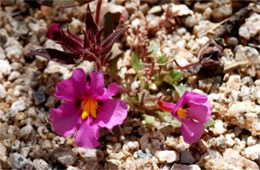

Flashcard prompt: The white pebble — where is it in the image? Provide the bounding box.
[0,84,7,99]
[0,59,11,76]
[10,100,26,116]
[156,150,179,163]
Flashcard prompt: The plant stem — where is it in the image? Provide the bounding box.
[174,60,200,70]
[95,0,102,26]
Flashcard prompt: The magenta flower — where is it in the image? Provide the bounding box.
[158,91,212,144]
[50,68,128,148]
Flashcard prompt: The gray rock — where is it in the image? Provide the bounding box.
[33,159,49,170]
[180,151,196,164]
[136,150,153,158]
[8,71,21,81]
[33,91,46,105]
[171,164,201,170]
[35,56,48,70]
[0,142,7,162]
[11,140,20,151]
[8,153,33,170]
[41,140,52,150]
[20,147,31,157]
[45,96,57,108]
[20,124,33,137]
[239,13,260,40]
[78,148,98,161]
[5,45,23,60]
[0,84,7,99]
[183,15,198,28]
[0,109,6,121]
[212,5,232,22]
[10,100,26,116]
[0,123,8,140]
[30,145,44,158]
[0,46,6,59]
[244,144,260,161]
[27,107,37,118]
[67,166,80,170]
[148,6,162,14]
[54,147,77,166]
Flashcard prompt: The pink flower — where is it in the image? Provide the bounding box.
[50,68,128,149]
[158,91,212,144]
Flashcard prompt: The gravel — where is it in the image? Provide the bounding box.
[0,0,259,169]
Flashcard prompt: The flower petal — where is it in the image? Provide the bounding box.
[75,117,100,149]
[171,91,209,117]
[181,119,205,144]
[89,72,105,96]
[188,101,211,123]
[96,82,119,101]
[95,99,127,129]
[50,102,81,137]
[55,68,87,102]
[46,24,63,42]
[183,91,208,104]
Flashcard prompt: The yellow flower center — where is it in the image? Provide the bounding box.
[177,107,188,120]
[81,98,98,120]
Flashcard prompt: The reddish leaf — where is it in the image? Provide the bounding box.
[85,5,98,34]
[47,24,84,55]
[29,48,80,64]
[100,27,128,55]
[40,0,94,8]
[95,28,104,46]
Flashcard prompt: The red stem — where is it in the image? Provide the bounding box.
[174,59,200,70]
[95,0,102,26]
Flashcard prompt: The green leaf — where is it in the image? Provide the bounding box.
[123,96,138,107]
[103,12,114,38]
[163,70,182,85]
[172,118,181,127]
[173,84,187,97]
[157,54,166,63]
[142,114,155,127]
[148,40,160,56]
[169,70,182,83]
[131,52,143,73]
[204,118,215,128]
[156,111,173,123]
[156,111,181,127]
[109,57,118,77]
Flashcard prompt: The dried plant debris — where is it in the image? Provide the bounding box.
[215,4,254,37]
[201,3,256,38]
[174,39,224,78]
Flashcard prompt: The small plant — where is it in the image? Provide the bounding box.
[28,0,213,148]
[30,5,128,71]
